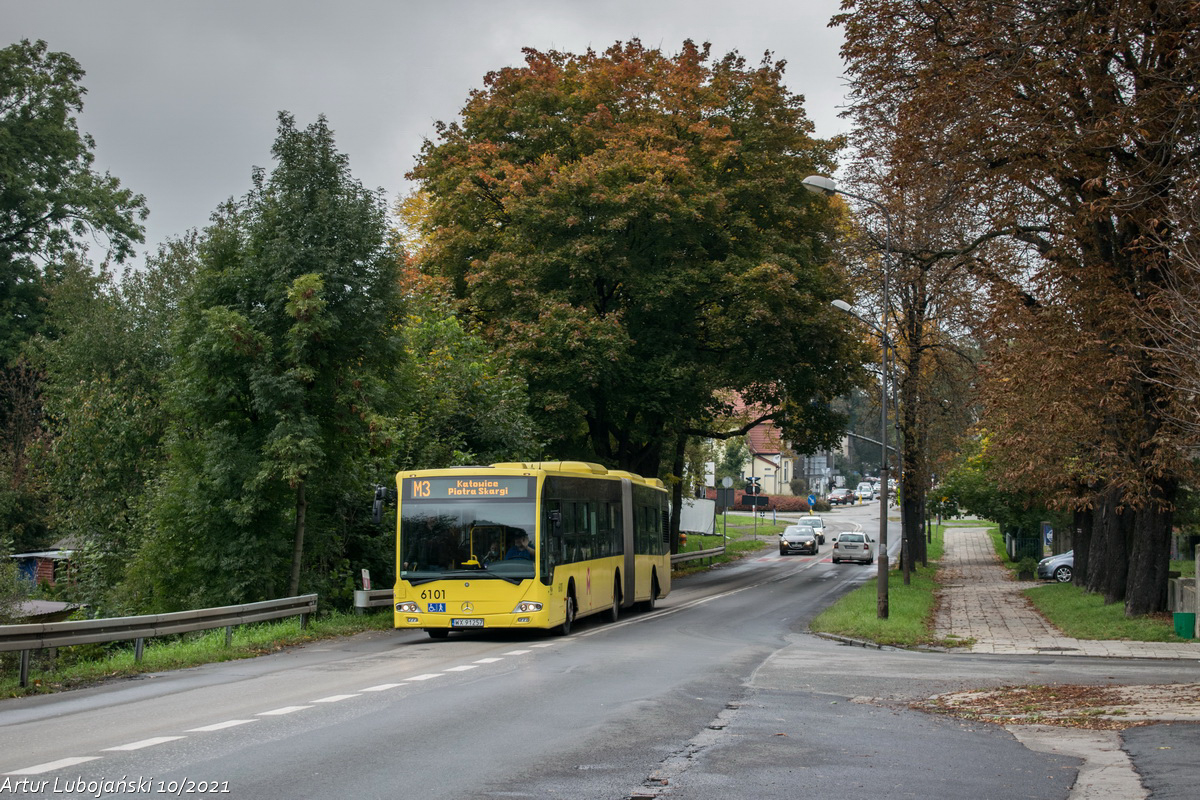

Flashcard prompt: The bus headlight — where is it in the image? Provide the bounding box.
[512,601,543,613]
[395,602,420,613]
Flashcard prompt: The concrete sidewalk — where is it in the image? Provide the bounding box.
[933,526,1200,659]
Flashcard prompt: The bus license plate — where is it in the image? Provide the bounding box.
[428,603,446,612]
[451,618,484,628]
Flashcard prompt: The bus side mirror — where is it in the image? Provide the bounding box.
[372,485,385,525]
[372,484,398,525]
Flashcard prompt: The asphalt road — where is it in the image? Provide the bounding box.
[1,506,1195,799]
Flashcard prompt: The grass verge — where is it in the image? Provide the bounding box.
[1025,583,1187,642]
[1,610,394,699]
[809,521,948,647]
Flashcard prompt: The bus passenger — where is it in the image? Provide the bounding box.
[482,540,503,564]
[505,532,535,561]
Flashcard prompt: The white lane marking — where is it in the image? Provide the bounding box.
[312,694,359,703]
[103,736,185,751]
[187,719,258,732]
[502,650,532,656]
[257,706,312,716]
[5,756,101,775]
[444,665,477,672]
[361,683,406,691]
[407,673,442,681]
[474,658,503,664]
[530,643,557,648]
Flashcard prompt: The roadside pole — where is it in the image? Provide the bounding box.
[718,479,734,556]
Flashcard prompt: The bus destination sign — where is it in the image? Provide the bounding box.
[406,476,531,500]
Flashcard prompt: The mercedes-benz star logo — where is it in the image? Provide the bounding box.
[461,602,474,613]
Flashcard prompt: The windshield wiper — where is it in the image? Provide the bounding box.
[441,568,524,585]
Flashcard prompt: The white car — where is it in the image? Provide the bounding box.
[796,515,826,544]
[832,532,875,564]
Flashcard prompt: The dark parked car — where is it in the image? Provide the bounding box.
[780,525,819,555]
[1037,551,1074,583]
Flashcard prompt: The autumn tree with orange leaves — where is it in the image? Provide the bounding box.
[838,0,1200,614]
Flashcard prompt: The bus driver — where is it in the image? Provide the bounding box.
[505,532,535,561]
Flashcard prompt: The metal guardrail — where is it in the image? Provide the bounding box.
[671,546,725,564]
[1,594,318,688]
[354,589,394,613]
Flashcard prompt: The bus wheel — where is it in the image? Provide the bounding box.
[427,629,449,640]
[605,579,620,623]
[642,574,659,612]
[556,592,576,636]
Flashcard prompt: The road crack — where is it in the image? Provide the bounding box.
[625,702,742,799]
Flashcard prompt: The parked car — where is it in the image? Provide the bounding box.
[779,525,819,556]
[796,515,826,544]
[832,532,875,564]
[1037,551,1074,583]
[827,488,854,505]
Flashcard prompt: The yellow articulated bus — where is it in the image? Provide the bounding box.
[393,461,670,638]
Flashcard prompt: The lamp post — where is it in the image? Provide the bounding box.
[804,174,893,620]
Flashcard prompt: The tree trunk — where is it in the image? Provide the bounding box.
[289,480,307,597]
[1071,506,1092,586]
[916,486,928,567]
[1086,485,1129,605]
[1124,478,1177,616]
[901,488,923,582]
[668,432,686,555]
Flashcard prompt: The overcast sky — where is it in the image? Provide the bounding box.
[4,0,849,261]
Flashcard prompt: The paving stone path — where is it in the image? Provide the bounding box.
[934,526,1200,659]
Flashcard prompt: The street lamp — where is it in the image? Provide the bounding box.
[805,174,893,620]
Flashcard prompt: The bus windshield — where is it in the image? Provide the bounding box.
[399,478,537,584]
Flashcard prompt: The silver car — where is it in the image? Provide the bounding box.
[831,532,875,564]
[796,515,826,544]
[1037,551,1074,583]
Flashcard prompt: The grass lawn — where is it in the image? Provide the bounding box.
[1025,583,1188,642]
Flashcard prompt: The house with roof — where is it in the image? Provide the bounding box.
[9,548,74,587]
[743,419,791,496]
[727,396,838,499]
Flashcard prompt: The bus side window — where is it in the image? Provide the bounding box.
[543,505,562,584]
[608,503,621,555]
[634,506,644,553]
